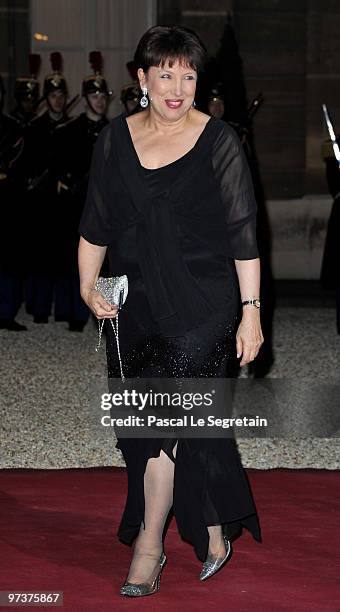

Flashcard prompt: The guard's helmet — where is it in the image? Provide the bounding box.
[82,51,112,97]
[120,83,140,106]
[207,82,225,103]
[14,54,40,102]
[43,52,68,97]
[120,60,139,107]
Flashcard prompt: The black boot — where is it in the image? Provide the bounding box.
[68,321,85,332]
[336,288,340,334]
[0,319,27,331]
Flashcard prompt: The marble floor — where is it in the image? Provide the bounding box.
[1,304,339,470]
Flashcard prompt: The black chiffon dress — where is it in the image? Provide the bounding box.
[79,112,262,561]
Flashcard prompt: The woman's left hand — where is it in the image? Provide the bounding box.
[236,309,264,366]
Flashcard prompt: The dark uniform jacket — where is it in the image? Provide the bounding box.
[0,114,24,274]
[52,112,108,276]
[19,110,70,275]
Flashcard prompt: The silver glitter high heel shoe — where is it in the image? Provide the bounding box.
[199,536,232,581]
[120,551,167,597]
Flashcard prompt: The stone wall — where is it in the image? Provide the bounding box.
[158,0,340,198]
[265,196,332,279]
[305,0,340,193]
[235,0,307,199]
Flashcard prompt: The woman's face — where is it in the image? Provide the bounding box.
[138,59,197,121]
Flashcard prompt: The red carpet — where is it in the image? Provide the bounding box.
[0,468,339,611]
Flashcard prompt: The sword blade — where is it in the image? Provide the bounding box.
[322,103,340,167]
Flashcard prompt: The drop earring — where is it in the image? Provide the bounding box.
[192,100,196,108]
[140,87,149,108]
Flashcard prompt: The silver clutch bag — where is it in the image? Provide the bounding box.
[94,275,128,381]
[95,275,128,308]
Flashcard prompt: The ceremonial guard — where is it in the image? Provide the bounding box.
[206,81,263,162]
[53,51,111,331]
[206,82,226,120]
[120,61,140,115]
[320,105,340,333]
[9,54,41,130]
[0,75,26,330]
[22,52,70,324]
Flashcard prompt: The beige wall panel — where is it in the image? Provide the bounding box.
[95,0,152,48]
[31,0,84,47]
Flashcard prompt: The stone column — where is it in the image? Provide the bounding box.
[157,0,233,55]
[0,0,30,112]
[234,0,307,199]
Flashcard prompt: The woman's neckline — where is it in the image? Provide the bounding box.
[122,113,214,171]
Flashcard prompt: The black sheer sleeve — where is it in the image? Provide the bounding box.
[78,124,116,246]
[212,123,259,260]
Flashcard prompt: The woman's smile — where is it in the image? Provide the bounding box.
[165,99,184,109]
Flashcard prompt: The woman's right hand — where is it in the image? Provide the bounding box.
[82,287,118,319]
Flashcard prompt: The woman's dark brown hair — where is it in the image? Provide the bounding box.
[134,25,207,74]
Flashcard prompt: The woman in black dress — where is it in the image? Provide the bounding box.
[78,25,264,597]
